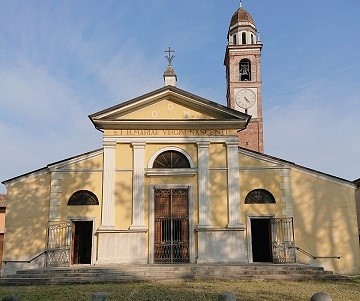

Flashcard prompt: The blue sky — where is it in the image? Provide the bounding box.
[1,0,360,192]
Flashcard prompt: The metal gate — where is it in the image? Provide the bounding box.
[271,217,296,263]
[46,221,72,267]
[154,188,189,263]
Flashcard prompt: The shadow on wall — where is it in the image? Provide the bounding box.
[2,152,107,275]
[291,170,358,274]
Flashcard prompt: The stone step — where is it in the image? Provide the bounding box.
[0,264,340,286]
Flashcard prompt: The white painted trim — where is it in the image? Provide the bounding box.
[238,148,286,166]
[147,146,195,168]
[103,136,238,144]
[3,168,50,188]
[239,166,289,171]
[209,167,227,171]
[100,142,116,229]
[53,169,103,172]
[92,88,247,121]
[238,149,355,188]
[48,149,103,171]
[148,184,195,264]
[145,169,196,177]
[292,165,356,188]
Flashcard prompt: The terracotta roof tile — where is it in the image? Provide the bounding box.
[230,7,255,27]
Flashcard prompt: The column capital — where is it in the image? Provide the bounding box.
[225,140,240,147]
[131,142,146,148]
[196,141,211,148]
[103,140,117,148]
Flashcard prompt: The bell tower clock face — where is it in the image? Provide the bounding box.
[224,5,264,153]
[235,89,256,109]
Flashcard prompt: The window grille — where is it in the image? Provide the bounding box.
[153,150,190,168]
[245,189,276,204]
[68,190,99,206]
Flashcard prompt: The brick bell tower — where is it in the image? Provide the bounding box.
[224,3,264,153]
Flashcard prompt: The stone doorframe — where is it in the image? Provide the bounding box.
[68,217,97,265]
[246,215,274,263]
[148,184,195,264]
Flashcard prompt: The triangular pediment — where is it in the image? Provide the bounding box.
[89,86,250,130]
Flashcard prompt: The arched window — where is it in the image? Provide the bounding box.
[153,150,190,168]
[68,190,99,206]
[251,34,254,44]
[242,32,246,44]
[233,34,237,45]
[245,189,276,204]
[239,59,251,81]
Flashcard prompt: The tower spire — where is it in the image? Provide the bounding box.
[240,0,242,8]
[163,47,177,87]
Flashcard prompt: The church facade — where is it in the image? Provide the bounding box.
[2,6,359,276]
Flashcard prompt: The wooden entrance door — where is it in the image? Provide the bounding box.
[72,221,93,264]
[154,188,189,263]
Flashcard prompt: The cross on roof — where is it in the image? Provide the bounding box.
[165,47,175,66]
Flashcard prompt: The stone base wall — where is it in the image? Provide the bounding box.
[2,253,46,276]
[96,231,147,264]
[196,229,247,263]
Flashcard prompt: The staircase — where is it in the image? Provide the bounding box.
[0,264,340,286]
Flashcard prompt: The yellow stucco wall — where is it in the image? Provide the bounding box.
[239,153,278,168]
[210,170,228,228]
[118,99,214,120]
[3,172,51,260]
[291,169,360,274]
[209,143,227,168]
[116,144,132,169]
[3,138,359,275]
[56,153,103,228]
[239,165,284,221]
[115,171,132,229]
[58,171,103,228]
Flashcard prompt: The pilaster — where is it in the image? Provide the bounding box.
[226,141,243,228]
[100,141,116,229]
[49,172,63,221]
[130,142,146,230]
[280,168,294,217]
[196,141,211,228]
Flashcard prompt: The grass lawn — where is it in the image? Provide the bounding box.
[0,279,359,301]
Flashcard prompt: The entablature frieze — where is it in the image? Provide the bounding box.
[102,136,239,145]
[104,128,239,137]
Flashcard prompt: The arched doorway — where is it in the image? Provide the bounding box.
[154,188,189,263]
[149,148,194,264]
